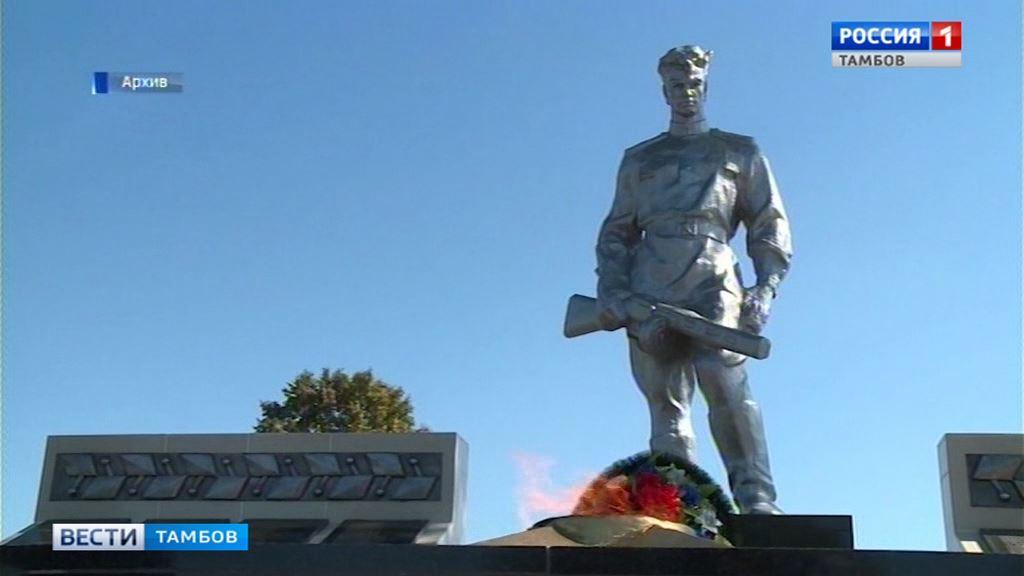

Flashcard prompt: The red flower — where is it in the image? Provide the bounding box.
[573,476,636,516]
[632,473,681,522]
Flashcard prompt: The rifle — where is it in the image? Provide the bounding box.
[562,294,771,360]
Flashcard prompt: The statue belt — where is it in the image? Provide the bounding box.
[645,219,727,243]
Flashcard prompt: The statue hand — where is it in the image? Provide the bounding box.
[597,295,631,331]
[740,285,774,334]
[635,314,678,358]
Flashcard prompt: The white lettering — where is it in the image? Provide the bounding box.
[939,25,952,47]
[52,524,145,550]
[837,53,906,67]
[125,76,171,90]
[842,26,923,47]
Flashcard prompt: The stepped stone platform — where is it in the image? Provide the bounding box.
[1,542,1021,576]
[5,433,1018,574]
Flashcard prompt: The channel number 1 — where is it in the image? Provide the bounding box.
[938,25,954,48]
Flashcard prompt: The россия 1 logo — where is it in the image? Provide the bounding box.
[831,21,962,68]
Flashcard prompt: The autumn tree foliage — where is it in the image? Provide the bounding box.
[255,369,417,433]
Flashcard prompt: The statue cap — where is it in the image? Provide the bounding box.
[658,45,713,76]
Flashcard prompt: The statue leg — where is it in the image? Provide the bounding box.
[627,337,697,463]
[693,352,782,514]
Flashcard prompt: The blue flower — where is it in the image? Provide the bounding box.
[679,486,700,506]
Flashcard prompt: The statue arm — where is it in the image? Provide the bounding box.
[739,148,793,296]
[595,156,641,302]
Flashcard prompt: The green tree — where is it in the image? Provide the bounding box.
[255,368,417,433]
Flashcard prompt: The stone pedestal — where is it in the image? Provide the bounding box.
[722,514,853,549]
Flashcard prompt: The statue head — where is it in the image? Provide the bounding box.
[658,45,713,119]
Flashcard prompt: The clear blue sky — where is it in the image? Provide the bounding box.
[3,0,1021,550]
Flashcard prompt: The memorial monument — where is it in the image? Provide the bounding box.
[565,45,791,515]
[3,42,1020,576]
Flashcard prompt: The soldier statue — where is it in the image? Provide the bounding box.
[594,46,792,514]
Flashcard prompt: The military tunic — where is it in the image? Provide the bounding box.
[596,129,792,328]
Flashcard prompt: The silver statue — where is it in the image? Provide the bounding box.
[592,46,792,514]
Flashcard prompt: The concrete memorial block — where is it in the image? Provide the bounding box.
[939,433,1024,554]
[7,432,467,545]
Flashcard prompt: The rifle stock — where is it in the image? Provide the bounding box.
[563,294,603,338]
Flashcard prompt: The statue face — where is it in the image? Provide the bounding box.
[661,67,707,118]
